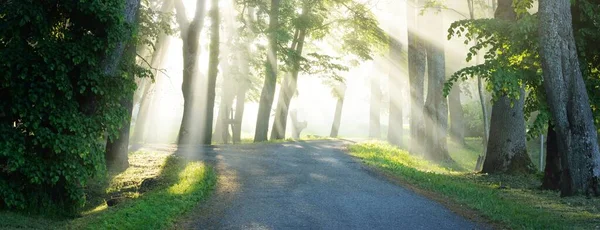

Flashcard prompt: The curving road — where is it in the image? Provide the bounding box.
[177,140,484,230]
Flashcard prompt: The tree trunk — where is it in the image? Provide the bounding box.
[202,0,220,145]
[330,84,346,138]
[290,110,306,139]
[422,10,450,162]
[232,81,248,143]
[482,89,534,174]
[254,0,280,142]
[539,0,600,196]
[542,123,561,190]
[104,0,141,170]
[213,79,235,144]
[407,0,427,155]
[271,28,307,140]
[175,0,207,145]
[369,73,382,139]
[478,76,490,154]
[449,84,465,145]
[106,96,134,170]
[388,37,403,147]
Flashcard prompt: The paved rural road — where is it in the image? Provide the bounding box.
[177,140,483,230]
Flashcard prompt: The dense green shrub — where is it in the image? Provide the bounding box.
[0,1,137,212]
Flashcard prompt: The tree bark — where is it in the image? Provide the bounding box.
[254,0,280,142]
[407,0,427,155]
[202,0,220,145]
[449,84,465,145]
[539,0,600,196]
[542,123,561,190]
[369,73,382,139]
[232,80,248,143]
[104,0,141,170]
[482,89,534,174]
[330,84,346,138]
[481,0,534,174]
[271,28,307,140]
[175,0,207,145]
[388,37,403,147]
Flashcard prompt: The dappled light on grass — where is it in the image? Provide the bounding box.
[168,162,209,195]
[349,141,600,229]
[350,141,464,175]
[69,156,216,229]
[81,203,108,216]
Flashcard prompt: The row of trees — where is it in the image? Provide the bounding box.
[0,0,388,211]
[396,0,600,197]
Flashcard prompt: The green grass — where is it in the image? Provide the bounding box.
[0,151,216,230]
[349,141,600,230]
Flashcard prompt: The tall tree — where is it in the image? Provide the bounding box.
[104,0,143,170]
[330,83,347,138]
[406,0,427,155]
[254,0,280,142]
[271,5,309,140]
[174,0,207,144]
[481,0,534,174]
[423,10,451,162]
[539,0,600,196]
[202,0,221,145]
[388,38,403,147]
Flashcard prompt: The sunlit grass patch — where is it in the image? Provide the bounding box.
[0,152,216,230]
[69,157,216,229]
[349,141,600,229]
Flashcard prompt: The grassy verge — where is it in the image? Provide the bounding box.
[0,151,216,230]
[348,140,600,229]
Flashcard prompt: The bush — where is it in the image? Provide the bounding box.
[463,101,485,138]
[0,1,136,212]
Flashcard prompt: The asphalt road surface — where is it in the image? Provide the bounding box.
[177,140,483,230]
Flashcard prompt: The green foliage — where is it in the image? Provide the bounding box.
[574,0,600,132]
[444,7,549,137]
[0,0,139,212]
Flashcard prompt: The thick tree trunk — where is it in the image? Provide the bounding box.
[106,96,134,170]
[449,85,465,145]
[369,73,382,139]
[388,37,403,147]
[104,0,141,170]
[407,0,427,155]
[202,0,220,145]
[175,0,207,145]
[539,0,600,196]
[542,123,561,190]
[254,0,280,142]
[271,29,307,140]
[330,84,346,138]
[482,89,534,174]
[422,10,450,162]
